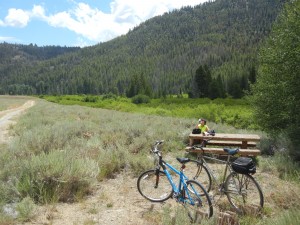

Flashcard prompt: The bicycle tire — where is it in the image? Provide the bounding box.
[184,159,212,193]
[183,180,213,223]
[137,169,173,202]
[225,172,264,214]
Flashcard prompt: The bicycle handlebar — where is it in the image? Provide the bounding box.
[151,140,164,155]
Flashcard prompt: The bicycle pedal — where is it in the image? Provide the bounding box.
[172,193,179,198]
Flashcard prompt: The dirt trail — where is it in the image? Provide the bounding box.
[0,100,35,143]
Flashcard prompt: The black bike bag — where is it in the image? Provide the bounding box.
[232,157,256,174]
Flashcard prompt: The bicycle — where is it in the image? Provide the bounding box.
[184,140,264,215]
[137,140,213,222]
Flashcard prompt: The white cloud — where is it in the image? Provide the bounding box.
[0,0,209,44]
[0,36,17,42]
[3,8,30,28]
[31,5,47,19]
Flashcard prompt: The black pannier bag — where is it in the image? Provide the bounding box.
[232,157,256,174]
[192,128,201,134]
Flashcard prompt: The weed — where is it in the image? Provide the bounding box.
[106,203,113,208]
[16,197,36,222]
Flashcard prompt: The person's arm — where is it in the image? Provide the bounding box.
[205,125,209,132]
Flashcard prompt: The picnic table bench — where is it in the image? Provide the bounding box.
[186,133,261,156]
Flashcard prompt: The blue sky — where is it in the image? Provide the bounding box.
[0,0,209,47]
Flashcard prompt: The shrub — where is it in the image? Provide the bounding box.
[97,145,128,180]
[16,197,36,222]
[131,94,151,104]
[16,151,99,203]
[102,93,118,100]
[82,95,99,103]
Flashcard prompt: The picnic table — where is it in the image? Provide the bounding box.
[186,133,261,156]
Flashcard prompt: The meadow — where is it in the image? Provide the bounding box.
[42,95,256,129]
[0,96,299,224]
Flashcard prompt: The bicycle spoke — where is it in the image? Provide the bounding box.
[137,170,173,202]
[184,159,212,193]
[225,173,264,214]
[182,180,213,223]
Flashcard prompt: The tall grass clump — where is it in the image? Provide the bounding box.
[16,196,36,222]
[273,152,300,181]
[16,150,99,203]
[261,209,300,225]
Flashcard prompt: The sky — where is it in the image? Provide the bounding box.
[0,0,210,47]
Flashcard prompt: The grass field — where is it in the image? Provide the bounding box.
[0,95,299,224]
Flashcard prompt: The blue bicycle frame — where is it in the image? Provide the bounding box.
[160,160,200,205]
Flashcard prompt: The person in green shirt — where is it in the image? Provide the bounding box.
[196,118,209,134]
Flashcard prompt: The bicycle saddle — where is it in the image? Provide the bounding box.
[223,148,240,155]
[176,157,190,164]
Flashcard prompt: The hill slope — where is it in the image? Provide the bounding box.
[0,0,286,96]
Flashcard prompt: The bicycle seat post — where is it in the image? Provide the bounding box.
[180,163,186,171]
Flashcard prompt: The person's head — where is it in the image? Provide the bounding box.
[199,118,207,125]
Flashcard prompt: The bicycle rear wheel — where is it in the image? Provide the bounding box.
[183,180,213,223]
[137,169,173,202]
[225,172,264,214]
[184,159,212,193]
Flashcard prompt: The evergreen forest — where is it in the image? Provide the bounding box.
[0,0,286,98]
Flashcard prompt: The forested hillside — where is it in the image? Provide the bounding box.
[0,0,286,97]
[0,43,80,95]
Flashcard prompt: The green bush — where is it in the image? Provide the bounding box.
[102,93,118,100]
[131,94,151,104]
[82,95,99,102]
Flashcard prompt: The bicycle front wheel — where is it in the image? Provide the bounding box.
[137,169,173,202]
[183,180,213,223]
[184,159,212,193]
[225,172,264,214]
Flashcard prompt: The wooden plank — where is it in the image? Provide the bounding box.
[205,140,257,147]
[188,133,260,147]
[185,147,261,156]
[189,133,260,141]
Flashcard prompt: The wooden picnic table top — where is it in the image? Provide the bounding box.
[189,133,260,142]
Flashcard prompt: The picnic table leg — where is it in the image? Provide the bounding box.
[189,138,193,146]
[241,141,247,149]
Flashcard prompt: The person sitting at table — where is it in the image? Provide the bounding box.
[196,118,209,134]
